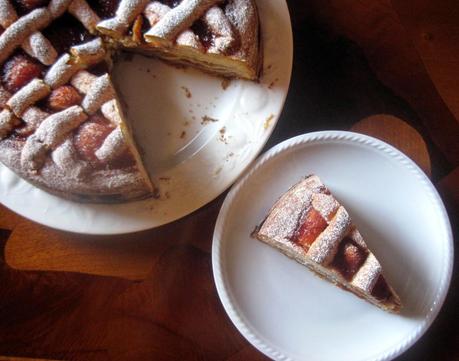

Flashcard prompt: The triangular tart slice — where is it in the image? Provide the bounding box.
[253,175,401,313]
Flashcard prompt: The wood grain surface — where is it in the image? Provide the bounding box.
[0,0,458,360]
[350,114,432,176]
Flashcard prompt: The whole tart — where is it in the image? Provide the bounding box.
[253,175,402,313]
[0,0,261,202]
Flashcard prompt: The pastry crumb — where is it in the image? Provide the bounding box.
[264,114,275,130]
[221,78,231,90]
[201,115,218,124]
[181,86,192,98]
[268,78,279,89]
[219,127,228,144]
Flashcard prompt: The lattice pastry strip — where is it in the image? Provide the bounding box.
[145,0,221,44]
[306,206,352,265]
[45,53,81,89]
[0,0,57,65]
[71,70,97,94]
[97,0,150,38]
[7,78,50,117]
[0,8,52,64]
[202,6,235,54]
[351,253,382,293]
[48,0,73,18]
[0,108,19,139]
[15,106,49,136]
[21,105,87,171]
[44,38,106,90]
[101,99,123,125]
[68,0,101,33]
[51,137,88,179]
[71,71,120,123]
[144,2,202,50]
[144,1,235,53]
[70,38,106,66]
[297,181,384,290]
[81,74,116,114]
[0,85,11,108]
[95,126,127,162]
[71,71,128,161]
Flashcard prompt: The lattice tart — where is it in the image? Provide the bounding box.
[0,0,261,202]
[253,175,402,313]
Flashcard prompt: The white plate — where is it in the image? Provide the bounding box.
[212,131,453,361]
[0,0,292,234]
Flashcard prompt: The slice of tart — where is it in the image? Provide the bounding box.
[96,0,261,80]
[252,175,402,313]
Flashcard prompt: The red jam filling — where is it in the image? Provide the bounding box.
[292,208,328,251]
[331,238,368,280]
[91,0,121,19]
[42,14,94,55]
[371,275,391,301]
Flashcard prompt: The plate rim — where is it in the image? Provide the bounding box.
[0,0,294,235]
[211,130,454,361]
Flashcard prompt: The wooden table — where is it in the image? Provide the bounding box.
[0,1,458,360]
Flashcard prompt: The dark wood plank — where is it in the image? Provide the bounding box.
[0,204,22,231]
[5,195,223,279]
[390,0,459,121]
[351,114,432,176]
[301,0,459,166]
[0,1,458,360]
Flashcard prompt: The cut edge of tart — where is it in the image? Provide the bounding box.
[252,175,402,313]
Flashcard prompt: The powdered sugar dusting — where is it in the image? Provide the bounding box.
[0,138,150,200]
[7,78,50,116]
[70,37,106,65]
[22,31,58,65]
[45,53,81,89]
[97,0,149,37]
[82,74,115,114]
[348,227,368,250]
[0,85,11,108]
[203,6,235,54]
[258,180,314,243]
[48,0,73,18]
[145,2,204,50]
[144,1,170,26]
[0,109,19,139]
[0,8,52,64]
[95,126,127,162]
[351,253,381,292]
[71,70,97,94]
[68,0,101,33]
[21,105,87,170]
[101,99,122,125]
[312,193,339,221]
[146,0,219,41]
[17,106,49,135]
[307,206,352,265]
[52,137,88,179]
[0,0,17,28]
